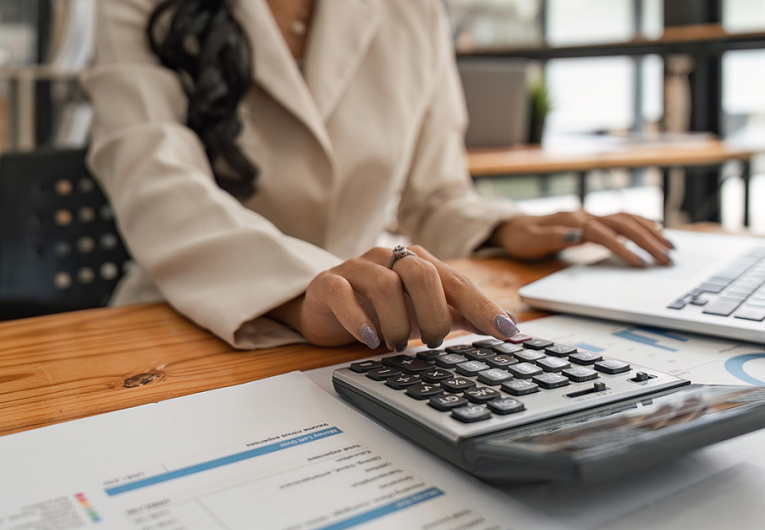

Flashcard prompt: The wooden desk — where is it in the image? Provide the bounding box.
[468,138,758,224]
[0,256,565,437]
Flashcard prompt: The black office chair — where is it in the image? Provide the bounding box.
[0,148,131,320]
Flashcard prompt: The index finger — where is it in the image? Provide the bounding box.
[408,246,520,340]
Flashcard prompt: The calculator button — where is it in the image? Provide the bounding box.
[416,350,445,361]
[472,338,506,349]
[507,333,533,344]
[532,373,570,389]
[444,344,476,354]
[366,367,402,381]
[484,354,518,368]
[477,369,513,385]
[513,349,546,363]
[350,360,382,373]
[464,386,502,403]
[490,343,524,355]
[487,397,525,415]
[545,344,577,357]
[382,355,432,373]
[507,363,543,379]
[594,359,631,375]
[456,360,490,376]
[523,338,554,350]
[385,374,421,390]
[501,379,539,396]
[429,394,468,411]
[562,367,599,382]
[569,351,603,365]
[440,377,477,393]
[451,405,492,423]
[464,348,497,361]
[420,368,453,383]
[406,383,444,400]
[434,354,469,368]
[536,357,571,372]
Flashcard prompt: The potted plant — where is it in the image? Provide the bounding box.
[528,78,552,144]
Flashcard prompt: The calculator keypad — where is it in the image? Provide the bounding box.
[334,334,688,441]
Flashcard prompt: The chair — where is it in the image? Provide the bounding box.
[0,148,131,320]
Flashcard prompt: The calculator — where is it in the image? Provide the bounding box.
[332,334,765,483]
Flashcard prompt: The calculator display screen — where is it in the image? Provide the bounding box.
[487,385,765,455]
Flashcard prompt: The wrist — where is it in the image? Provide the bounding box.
[266,294,306,334]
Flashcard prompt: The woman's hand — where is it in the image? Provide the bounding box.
[267,245,520,350]
[491,210,675,267]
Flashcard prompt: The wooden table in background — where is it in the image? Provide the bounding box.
[468,138,758,224]
[0,256,566,438]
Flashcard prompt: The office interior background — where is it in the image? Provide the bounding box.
[0,0,763,232]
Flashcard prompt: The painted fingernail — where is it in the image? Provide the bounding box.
[563,228,583,244]
[427,340,443,349]
[395,343,409,353]
[505,310,518,325]
[494,314,520,338]
[359,324,380,350]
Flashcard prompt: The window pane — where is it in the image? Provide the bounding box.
[546,57,635,134]
[546,0,635,46]
[723,0,765,33]
[445,0,543,52]
[723,50,765,144]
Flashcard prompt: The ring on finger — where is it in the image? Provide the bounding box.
[387,245,417,270]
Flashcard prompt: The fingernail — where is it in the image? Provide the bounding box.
[494,314,520,338]
[665,239,676,249]
[505,310,518,325]
[427,340,443,349]
[563,228,583,244]
[359,324,380,350]
[395,343,408,353]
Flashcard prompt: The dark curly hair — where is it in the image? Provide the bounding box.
[147,0,258,199]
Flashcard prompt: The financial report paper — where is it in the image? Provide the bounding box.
[0,372,557,530]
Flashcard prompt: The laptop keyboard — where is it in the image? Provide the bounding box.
[667,247,765,321]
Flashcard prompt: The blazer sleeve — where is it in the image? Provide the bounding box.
[396,1,520,260]
[81,0,343,349]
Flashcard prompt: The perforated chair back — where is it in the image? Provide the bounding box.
[0,148,131,320]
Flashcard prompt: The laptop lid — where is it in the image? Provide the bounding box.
[518,230,765,344]
[458,58,529,149]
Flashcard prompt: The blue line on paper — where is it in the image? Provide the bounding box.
[612,330,679,352]
[724,353,765,386]
[105,427,343,496]
[317,487,444,530]
[633,325,689,342]
[574,342,605,353]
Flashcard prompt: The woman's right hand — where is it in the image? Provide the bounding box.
[267,245,520,351]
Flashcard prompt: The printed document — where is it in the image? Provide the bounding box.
[0,372,557,530]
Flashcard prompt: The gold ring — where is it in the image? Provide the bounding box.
[387,245,417,269]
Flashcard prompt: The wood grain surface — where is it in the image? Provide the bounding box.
[468,139,755,177]
[0,256,563,437]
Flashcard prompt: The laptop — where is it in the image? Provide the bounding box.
[457,58,529,149]
[518,229,765,344]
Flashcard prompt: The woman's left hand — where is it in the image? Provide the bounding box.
[490,210,674,267]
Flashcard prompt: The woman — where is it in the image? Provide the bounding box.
[83,0,673,351]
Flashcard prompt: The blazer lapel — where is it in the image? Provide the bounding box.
[304,0,383,121]
[235,0,333,157]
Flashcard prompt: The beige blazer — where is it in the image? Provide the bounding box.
[82,0,519,349]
